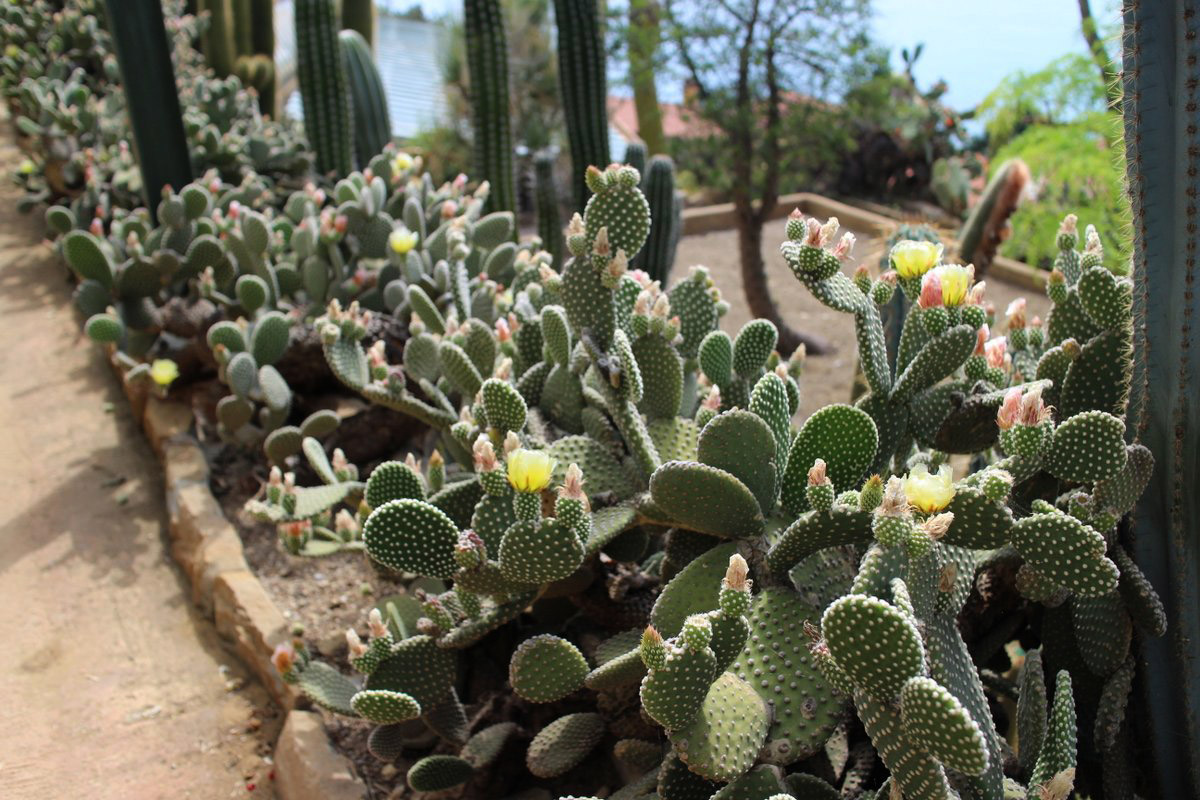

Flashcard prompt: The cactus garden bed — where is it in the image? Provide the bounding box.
[7,0,1194,798]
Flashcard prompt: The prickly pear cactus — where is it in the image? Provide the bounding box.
[268,165,1161,799]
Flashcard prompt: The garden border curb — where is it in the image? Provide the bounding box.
[104,353,369,800]
[681,191,1047,291]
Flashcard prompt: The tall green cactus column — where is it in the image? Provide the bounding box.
[534,151,563,267]
[1122,1,1200,795]
[339,30,392,167]
[553,0,610,210]
[296,0,354,177]
[343,0,377,50]
[102,0,193,216]
[464,0,516,215]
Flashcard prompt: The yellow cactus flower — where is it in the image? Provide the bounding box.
[933,264,973,307]
[902,463,955,513]
[149,359,179,387]
[389,227,418,255]
[506,448,556,493]
[17,159,34,175]
[392,151,414,173]
[889,240,943,279]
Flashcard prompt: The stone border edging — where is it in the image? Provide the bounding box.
[680,191,1047,291]
[105,353,368,800]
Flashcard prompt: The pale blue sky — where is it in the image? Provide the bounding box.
[379,0,1121,113]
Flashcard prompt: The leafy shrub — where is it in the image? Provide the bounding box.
[992,114,1129,269]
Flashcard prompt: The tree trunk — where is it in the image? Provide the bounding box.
[735,212,834,355]
[628,0,666,155]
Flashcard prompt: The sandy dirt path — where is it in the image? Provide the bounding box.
[0,144,279,798]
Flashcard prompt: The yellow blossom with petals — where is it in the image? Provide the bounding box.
[932,264,972,306]
[389,227,418,255]
[903,463,955,513]
[392,152,413,173]
[506,448,555,493]
[890,240,943,279]
[150,359,179,387]
[17,159,34,175]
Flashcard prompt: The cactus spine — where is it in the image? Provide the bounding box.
[535,150,564,268]
[553,0,610,209]
[1122,1,1200,794]
[464,0,516,215]
[102,0,193,212]
[339,30,391,168]
[295,0,353,177]
[631,154,680,286]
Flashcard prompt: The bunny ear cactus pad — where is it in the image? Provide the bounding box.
[899,676,990,775]
[669,671,771,782]
[526,712,607,778]
[364,499,460,578]
[632,334,684,420]
[640,640,719,729]
[510,634,590,702]
[1043,410,1127,483]
[649,461,765,538]
[731,587,845,764]
[856,691,953,800]
[295,661,360,716]
[350,689,422,723]
[481,377,528,433]
[941,487,1013,549]
[890,324,978,401]
[366,634,456,708]
[1059,329,1132,419]
[461,721,520,768]
[732,319,778,378]
[365,460,425,508]
[783,405,878,516]
[651,542,738,636]
[767,507,874,574]
[822,594,925,699]
[499,518,586,584]
[709,765,788,799]
[1029,671,1077,793]
[697,409,779,514]
[1009,513,1118,597]
[583,165,651,257]
[407,754,475,792]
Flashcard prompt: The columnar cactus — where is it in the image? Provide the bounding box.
[631,154,681,286]
[339,29,391,168]
[295,0,353,176]
[552,0,610,209]
[464,0,516,215]
[1120,1,1200,794]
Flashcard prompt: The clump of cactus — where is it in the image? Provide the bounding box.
[271,159,1160,798]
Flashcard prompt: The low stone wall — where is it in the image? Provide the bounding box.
[107,354,368,800]
[680,191,1046,291]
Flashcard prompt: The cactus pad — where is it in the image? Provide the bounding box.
[899,676,989,775]
[407,754,474,791]
[363,499,460,578]
[365,460,425,508]
[461,721,519,768]
[510,634,589,702]
[526,712,607,778]
[822,594,924,699]
[1009,513,1118,597]
[295,662,359,716]
[1043,410,1127,483]
[767,508,873,574]
[697,409,779,514]
[731,587,844,763]
[651,542,738,636]
[350,689,422,723]
[366,634,456,708]
[783,405,878,515]
[499,518,586,584]
[640,643,718,730]
[649,461,765,538]
[669,671,771,782]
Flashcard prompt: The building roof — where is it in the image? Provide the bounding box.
[607,95,717,143]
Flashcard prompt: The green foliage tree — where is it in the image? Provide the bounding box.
[661,0,870,355]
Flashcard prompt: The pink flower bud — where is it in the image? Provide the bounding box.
[918,270,943,309]
[997,387,1023,430]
